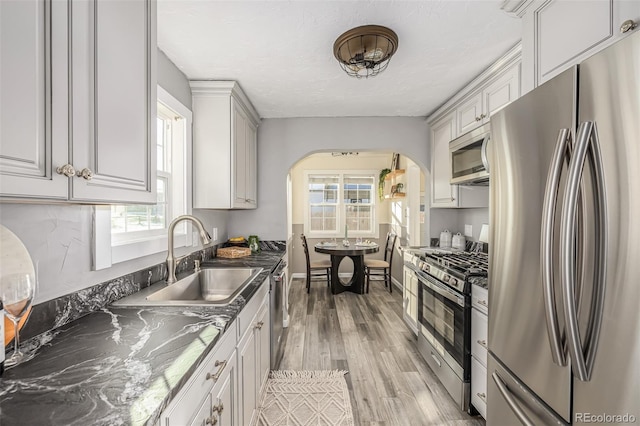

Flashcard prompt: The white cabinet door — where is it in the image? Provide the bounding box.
[245,119,258,207]
[69,0,156,203]
[531,0,640,85]
[232,103,248,208]
[456,93,483,135]
[189,393,213,426]
[402,266,418,335]
[471,356,488,419]
[430,112,458,208]
[0,0,68,200]
[238,322,258,426]
[0,0,156,204]
[483,64,520,120]
[256,298,271,393]
[213,354,238,426]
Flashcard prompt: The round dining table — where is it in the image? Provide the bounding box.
[314,243,379,294]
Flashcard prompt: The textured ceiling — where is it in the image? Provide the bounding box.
[158,0,522,118]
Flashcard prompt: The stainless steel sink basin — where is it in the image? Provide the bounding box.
[112,267,263,307]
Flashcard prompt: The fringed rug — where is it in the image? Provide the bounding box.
[257,370,354,426]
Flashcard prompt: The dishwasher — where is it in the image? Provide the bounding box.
[270,259,287,369]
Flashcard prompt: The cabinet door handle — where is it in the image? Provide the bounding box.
[213,402,224,414]
[205,417,218,425]
[477,392,487,401]
[477,339,487,349]
[475,116,482,122]
[255,321,264,330]
[620,19,637,33]
[76,168,94,180]
[206,360,228,381]
[478,299,488,307]
[56,164,76,177]
[480,113,487,119]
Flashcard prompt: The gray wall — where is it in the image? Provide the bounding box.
[457,208,489,241]
[158,49,192,108]
[0,49,229,304]
[228,117,431,240]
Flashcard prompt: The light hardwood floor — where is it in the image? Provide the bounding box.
[279,277,485,426]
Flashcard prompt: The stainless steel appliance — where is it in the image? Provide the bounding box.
[406,249,488,411]
[270,258,287,369]
[488,31,640,425]
[449,123,490,185]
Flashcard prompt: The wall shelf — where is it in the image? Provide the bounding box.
[385,192,406,199]
[385,169,406,180]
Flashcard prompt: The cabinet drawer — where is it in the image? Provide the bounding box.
[471,284,488,314]
[238,278,269,339]
[471,307,488,366]
[164,321,237,426]
[471,356,487,419]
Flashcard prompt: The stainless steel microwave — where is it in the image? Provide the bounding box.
[449,123,490,185]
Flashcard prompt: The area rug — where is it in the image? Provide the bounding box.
[257,370,354,426]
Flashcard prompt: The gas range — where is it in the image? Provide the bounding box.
[414,249,488,294]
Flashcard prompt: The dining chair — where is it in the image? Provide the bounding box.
[300,234,332,293]
[364,232,398,294]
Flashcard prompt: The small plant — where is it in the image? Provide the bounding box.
[378,168,391,200]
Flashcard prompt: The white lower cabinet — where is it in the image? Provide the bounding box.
[470,284,489,419]
[161,280,271,426]
[239,292,271,426]
[402,264,419,335]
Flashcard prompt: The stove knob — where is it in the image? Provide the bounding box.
[443,275,450,283]
[450,278,458,287]
[424,264,430,272]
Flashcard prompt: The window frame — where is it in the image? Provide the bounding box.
[93,86,194,270]
[303,170,378,239]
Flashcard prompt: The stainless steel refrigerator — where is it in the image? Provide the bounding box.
[487,30,640,425]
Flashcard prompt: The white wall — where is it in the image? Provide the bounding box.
[228,117,431,240]
[0,49,229,304]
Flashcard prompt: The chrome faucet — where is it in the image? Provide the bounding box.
[166,215,212,285]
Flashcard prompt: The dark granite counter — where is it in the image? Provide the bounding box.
[0,248,285,426]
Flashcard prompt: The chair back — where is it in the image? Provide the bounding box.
[300,234,311,268]
[384,233,398,264]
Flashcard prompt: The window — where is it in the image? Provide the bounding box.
[304,171,377,238]
[93,87,193,269]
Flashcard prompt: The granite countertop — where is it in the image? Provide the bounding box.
[0,249,284,426]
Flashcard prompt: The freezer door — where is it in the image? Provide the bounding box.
[487,353,568,426]
[488,68,576,422]
[572,30,640,422]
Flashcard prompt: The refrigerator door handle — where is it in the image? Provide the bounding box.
[492,372,535,426]
[541,128,571,366]
[560,121,607,382]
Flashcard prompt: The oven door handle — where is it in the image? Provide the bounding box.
[418,275,464,306]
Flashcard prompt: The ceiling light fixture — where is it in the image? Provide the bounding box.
[333,25,399,79]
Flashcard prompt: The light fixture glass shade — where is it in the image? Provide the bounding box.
[333,25,399,78]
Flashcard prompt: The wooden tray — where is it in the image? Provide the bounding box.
[217,247,252,258]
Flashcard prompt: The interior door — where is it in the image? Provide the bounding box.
[488,67,577,423]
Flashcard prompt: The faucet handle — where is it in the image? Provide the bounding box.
[194,259,201,271]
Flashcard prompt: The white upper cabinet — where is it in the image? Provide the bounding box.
[431,112,459,208]
[428,44,521,208]
[519,0,640,91]
[191,81,260,210]
[0,0,157,204]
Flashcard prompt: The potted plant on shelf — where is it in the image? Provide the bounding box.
[378,168,391,200]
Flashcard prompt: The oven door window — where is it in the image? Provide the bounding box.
[419,277,465,368]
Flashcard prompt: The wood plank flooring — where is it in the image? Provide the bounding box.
[279,278,485,426]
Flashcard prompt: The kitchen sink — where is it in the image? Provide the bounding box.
[112,267,263,307]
